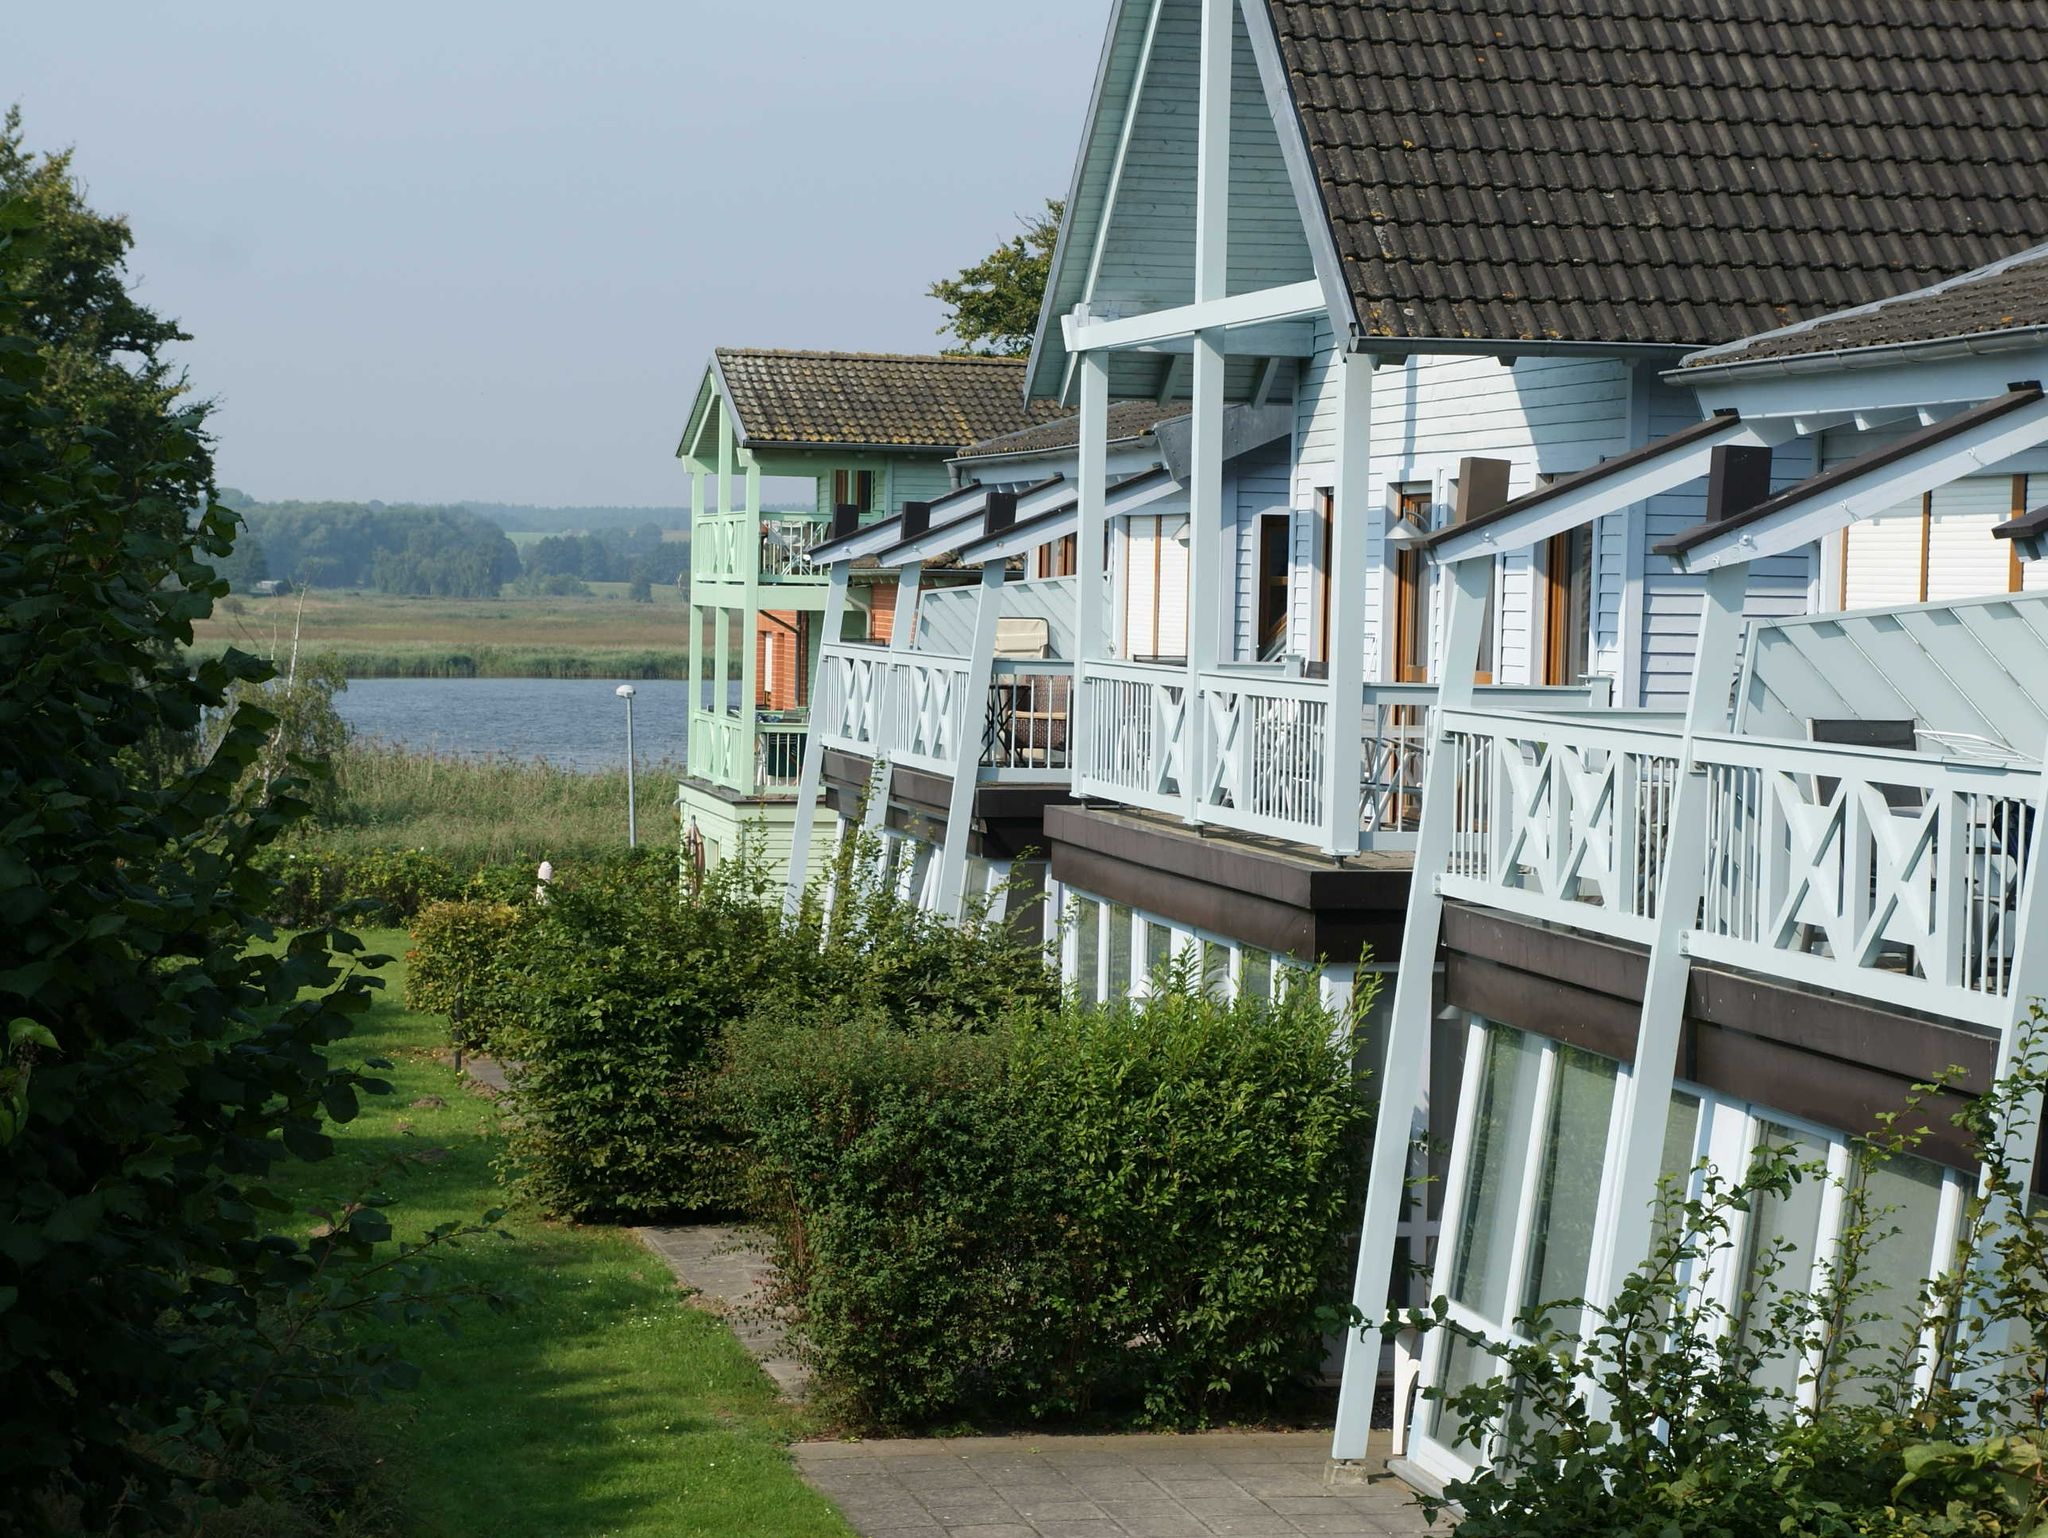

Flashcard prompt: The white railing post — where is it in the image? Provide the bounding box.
[783,563,848,913]
[1324,351,1371,855]
[1333,552,1491,1464]
[862,562,924,837]
[1075,348,1109,756]
[936,563,1006,919]
[1184,0,1229,826]
[1592,561,1750,1309]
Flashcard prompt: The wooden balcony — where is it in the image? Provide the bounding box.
[688,709,809,797]
[1435,705,2040,1031]
[1073,663,1613,854]
[690,511,833,585]
[813,640,1072,786]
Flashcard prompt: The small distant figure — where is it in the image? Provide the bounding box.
[536,859,554,905]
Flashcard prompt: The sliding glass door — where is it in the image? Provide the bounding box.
[1405,1018,1968,1486]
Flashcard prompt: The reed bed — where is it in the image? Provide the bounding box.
[312,741,680,868]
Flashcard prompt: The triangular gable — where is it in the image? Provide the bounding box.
[1027,0,1333,405]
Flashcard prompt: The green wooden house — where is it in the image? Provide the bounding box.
[675,347,1056,881]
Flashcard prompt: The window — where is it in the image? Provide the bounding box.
[1036,532,1079,580]
[1144,918,1175,985]
[1841,474,2025,607]
[1238,948,1273,1000]
[831,469,876,514]
[1257,513,1292,658]
[1124,515,1189,662]
[1544,524,1594,684]
[1316,490,1335,666]
[1201,939,1230,997]
[1072,897,1102,1006]
[1393,487,1432,681]
[1413,1022,1970,1485]
[1107,902,1134,998]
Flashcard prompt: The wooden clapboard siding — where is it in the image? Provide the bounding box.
[1089,0,1312,314]
[889,458,955,512]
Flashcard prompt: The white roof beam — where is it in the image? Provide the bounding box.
[1430,414,1791,565]
[1668,388,2048,572]
[1062,280,1325,354]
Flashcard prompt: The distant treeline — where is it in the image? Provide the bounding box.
[459,500,689,533]
[214,492,692,599]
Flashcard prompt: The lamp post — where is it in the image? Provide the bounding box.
[615,684,637,847]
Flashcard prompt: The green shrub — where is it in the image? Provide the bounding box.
[496,841,1055,1222]
[494,853,791,1218]
[260,844,463,926]
[727,961,1372,1428]
[405,900,531,1053]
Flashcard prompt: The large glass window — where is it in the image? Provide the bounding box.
[1521,1047,1620,1318]
[1450,1029,1545,1320]
[1106,903,1133,999]
[1144,919,1175,985]
[1736,1121,1830,1398]
[1072,897,1101,1006]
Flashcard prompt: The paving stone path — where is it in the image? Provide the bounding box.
[795,1431,1437,1537]
[629,1218,1438,1538]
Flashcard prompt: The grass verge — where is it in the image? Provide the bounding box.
[272,930,850,1538]
[189,589,697,679]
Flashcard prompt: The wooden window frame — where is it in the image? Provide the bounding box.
[1392,487,1432,683]
[1256,511,1292,657]
[1542,524,1594,686]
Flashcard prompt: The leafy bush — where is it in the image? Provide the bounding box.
[260,843,464,927]
[493,838,1055,1222]
[1409,1028,2048,1538]
[728,959,1372,1428]
[405,900,531,1053]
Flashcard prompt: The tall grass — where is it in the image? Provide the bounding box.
[313,741,679,868]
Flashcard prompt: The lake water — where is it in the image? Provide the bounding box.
[336,677,708,773]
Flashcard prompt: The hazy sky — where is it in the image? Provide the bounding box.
[5,3,1104,506]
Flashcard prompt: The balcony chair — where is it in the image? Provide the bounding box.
[986,617,1068,769]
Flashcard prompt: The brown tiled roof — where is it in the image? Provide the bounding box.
[715,349,1061,451]
[1265,0,2048,348]
[960,400,1185,460]
[1683,245,2048,371]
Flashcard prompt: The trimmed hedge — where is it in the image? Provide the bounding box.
[477,847,1057,1221]
[404,899,530,1053]
[726,970,1372,1429]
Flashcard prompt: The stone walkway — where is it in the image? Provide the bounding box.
[636,1222,810,1399]
[795,1431,1435,1537]
[626,1216,1437,1538]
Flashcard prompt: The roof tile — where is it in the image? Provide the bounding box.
[1265,0,2048,345]
[714,348,1060,451]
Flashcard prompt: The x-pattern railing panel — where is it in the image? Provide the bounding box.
[1437,709,1683,944]
[1695,734,2038,1022]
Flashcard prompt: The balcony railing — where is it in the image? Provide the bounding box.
[984,660,1073,780]
[1689,732,2037,1028]
[1074,665,1613,850]
[760,516,830,579]
[1434,708,2042,1029]
[754,715,808,792]
[688,709,809,796]
[1435,708,1685,944]
[816,643,1075,785]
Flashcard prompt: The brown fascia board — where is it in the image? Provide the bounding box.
[1654,386,2044,558]
[1421,412,1740,551]
[1994,502,2048,541]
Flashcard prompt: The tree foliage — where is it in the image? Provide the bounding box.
[0,121,502,1532]
[235,500,520,596]
[0,106,205,518]
[928,199,1064,357]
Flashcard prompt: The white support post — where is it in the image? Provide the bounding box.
[1323,353,1371,856]
[1591,562,1750,1308]
[936,561,1006,919]
[1181,0,1230,825]
[1075,349,1109,755]
[1331,552,1492,1464]
[864,562,923,835]
[1186,328,1226,824]
[739,455,762,791]
[783,562,848,914]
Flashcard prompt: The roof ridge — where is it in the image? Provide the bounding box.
[713,346,1026,367]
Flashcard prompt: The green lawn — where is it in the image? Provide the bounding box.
[278,930,851,1538]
